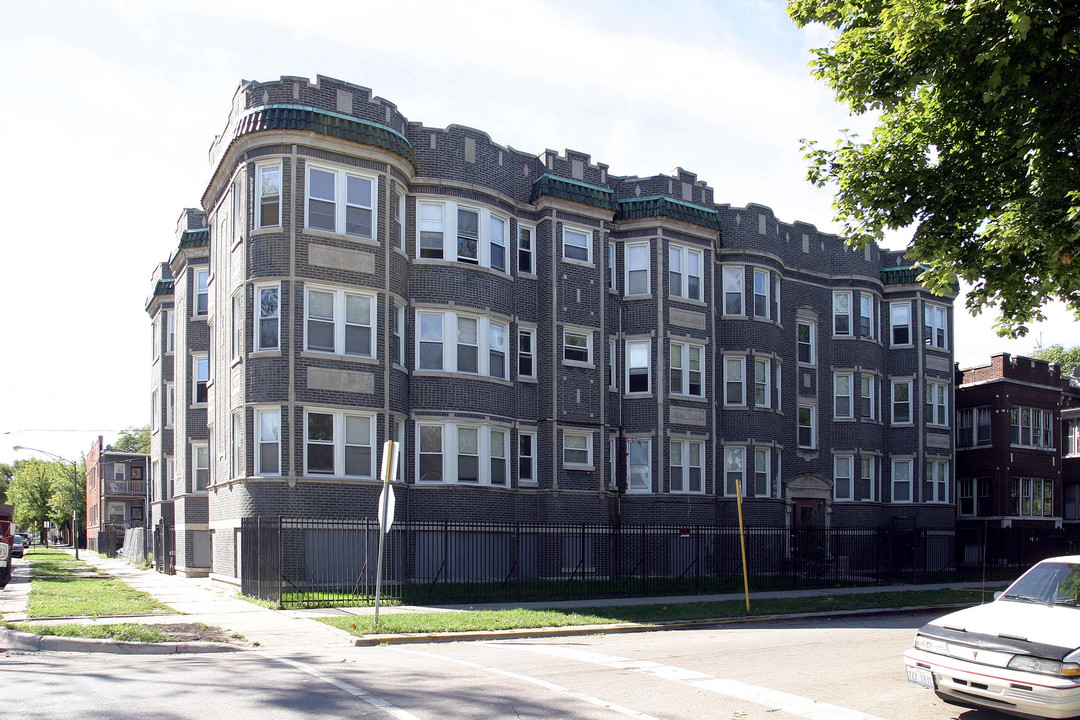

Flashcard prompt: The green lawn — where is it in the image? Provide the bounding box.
[1,621,172,643]
[319,588,993,636]
[26,550,176,618]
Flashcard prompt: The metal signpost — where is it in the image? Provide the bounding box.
[373,440,399,626]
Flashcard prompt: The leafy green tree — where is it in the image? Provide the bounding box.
[1032,344,1080,376]
[8,459,59,533]
[113,425,150,454]
[788,1,1080,337]
[0,463,13,504]
[48,458,86,538]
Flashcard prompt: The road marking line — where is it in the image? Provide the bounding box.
[492,643,889,720]
[270,655,423,720]
[391,647,663,720]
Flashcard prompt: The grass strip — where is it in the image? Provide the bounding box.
[318,588,992,636]
[2,621,172,643]
[27,553,176,618]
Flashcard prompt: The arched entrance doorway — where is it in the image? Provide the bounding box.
[785,473,832,529]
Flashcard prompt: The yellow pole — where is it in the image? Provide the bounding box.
[735,477,750,613]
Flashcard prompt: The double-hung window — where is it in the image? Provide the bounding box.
[416,311,507,377]
[194,268,209,317]
[626,340,651,394]
[256,162,281,228]
[627,439,651,493]
[1011,407,1055,448]
[305,286,376,358]
[859,294,874,338]
[419,203,445,258]
[860,456,877,501]
[166,311,175,353]
[891,459,913,502]
[413,424,508,486]
[394,188,405,250]
[890,303,911,345]
[417,200,509,271]
[723,267,743,315]
[891,380,913,424]
[166,384,175,427]
[670,440,704,494]
[669,245,702,301]
[305,410,375,478]
[563,431,592,466]
[834,372,853,419]
[834,455,854,501]
[926,381,949,426]
[754,447,771,497]
[518,327,535,379]
[833,291,852,336]
[563,328,592,365]
[518,226,534,274]
[562,227,591,263]
[754,357,771,408]
[724,447,745,497]
[924,304,948,349]
[724,356,745,406]
[306,165,375,239]
[927,459,949,503]
[797,405,816,449]
[753,269,770,319]
[1015,477,1053,517]
[255,283,280,351]
[193,354,209,405]
[231,294,243,360]
[255,408,281,476]
[518,431,536,484]
[193,443,210,491]
[860,375,876,420]
[391,306,404,366]
[797,321,815,364]
[670,342,704,397]
[607,242,616,291]
[457,208,480,264]
[625,241,650,296]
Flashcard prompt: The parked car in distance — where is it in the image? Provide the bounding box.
[11,534,24,558]
[904,555,1080,719]
[19,532,32,547]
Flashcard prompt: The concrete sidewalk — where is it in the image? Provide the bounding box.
[0,546,1006,653]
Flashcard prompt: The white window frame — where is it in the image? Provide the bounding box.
[926,380,949,426]
[890,302,912,346]
[165,384,175,428]
[924,303,948,349]
[518,225,534,275]
[859,294,875,338]
[627,439,652,494]
[255,407,281,477]
[860,374,876,420]
[723,446,746,497]
[625,339,651,395]
[563,431,593,467]
[304,285,377,359]
[625,241,650,296]
[670,341,705,398]
[722,266,744,316]
[891,379,913,425]
[753,268,770,319]
[834,454,854,501]
[166,311,175,354]
[254,283,280,352]
[861,455,877,502]
[256,161,282,229]
[392,305,404,366]
[231,411,243,479]
[833,291,852,336]
[834,372,854,419]
[414,310,508,378]
[304,409,376,479]
[193,442,209,492]
[563,327,593,366]
[927,459,949,503]
[797,321,815,365]
[194,268,209,317]
[193,354,209,406]
[670,440,704,494]
[798,405,816,449]
[753,447,771,497]
[232,292,243,361]
[754,357,772,408]
[1011,406,1055,449]
[517,327,535,380]
[724,355,745,407]
[607,241,616,291]
[562,226,592,263]
[669,245,703,301]
[608,339,618,389]
[891,458,914,502]
[305,164,377,240]
[394,186,406,250]
[518,431,537,485]
[394,419,405,483]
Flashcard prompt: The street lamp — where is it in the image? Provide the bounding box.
[13,445,80,560]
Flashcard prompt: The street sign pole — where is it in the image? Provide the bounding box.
[373,440,399,626]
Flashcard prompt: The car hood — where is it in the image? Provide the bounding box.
[921,601,1080,660]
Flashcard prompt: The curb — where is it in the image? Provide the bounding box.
[0,628,240,655]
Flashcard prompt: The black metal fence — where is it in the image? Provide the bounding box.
[240,518,1080,608]
[154,520,175,575]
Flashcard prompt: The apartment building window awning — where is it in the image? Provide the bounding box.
[531,174,618,211]
[617,196,721,230]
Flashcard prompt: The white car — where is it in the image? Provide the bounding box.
[904,556,1080,719]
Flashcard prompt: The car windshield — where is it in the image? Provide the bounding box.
[1001,562,1080,607]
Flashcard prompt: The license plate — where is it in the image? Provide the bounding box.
[907,666,935,689]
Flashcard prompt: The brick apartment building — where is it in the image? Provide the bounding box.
[148,75,956,583]
[85,435,148,555]
[955,353,1080,531]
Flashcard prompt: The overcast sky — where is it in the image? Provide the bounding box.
[1,0,1075,467]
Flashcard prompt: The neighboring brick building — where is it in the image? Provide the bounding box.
[150,75,956,584]
[85,435,147,554]
[955,353,1080,530]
